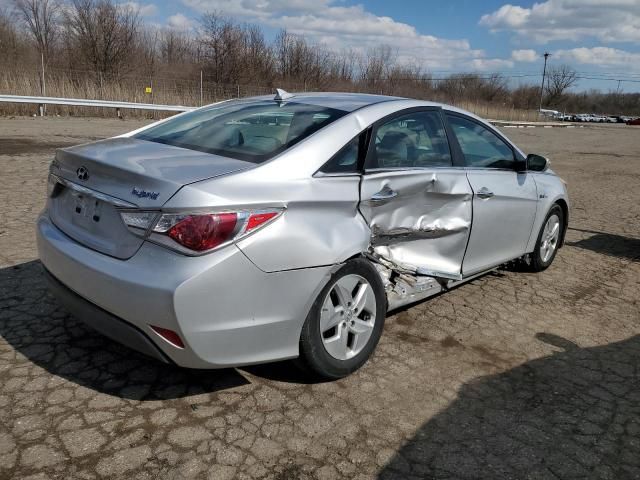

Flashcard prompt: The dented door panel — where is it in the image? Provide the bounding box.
[359,169,473,277]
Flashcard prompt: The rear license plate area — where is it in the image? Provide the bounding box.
[71,191,103,225]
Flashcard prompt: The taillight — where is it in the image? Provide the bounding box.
[246,211,279,232]
[121,208,283,254]
[167,213,238,252]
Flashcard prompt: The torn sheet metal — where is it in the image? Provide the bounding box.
[359,170,473,279]
[369,253,444,310]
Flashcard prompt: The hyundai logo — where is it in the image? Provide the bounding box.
[76,166,89,181]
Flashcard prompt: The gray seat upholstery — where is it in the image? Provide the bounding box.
[377,131,413,168]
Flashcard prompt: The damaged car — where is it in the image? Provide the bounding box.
[37,91,569,379]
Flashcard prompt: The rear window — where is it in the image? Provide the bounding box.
[134,100,347,163]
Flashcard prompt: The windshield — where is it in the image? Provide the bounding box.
[134,100,347,163]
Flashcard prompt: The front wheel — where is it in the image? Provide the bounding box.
[298,258,386,379]
[527,205,564,272]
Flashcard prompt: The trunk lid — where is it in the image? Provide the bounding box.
[48,137,254,259]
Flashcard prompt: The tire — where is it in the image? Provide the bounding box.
[298,258,386,379]
[527,204,564,272]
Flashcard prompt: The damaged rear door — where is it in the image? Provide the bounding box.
[359,108,472,279]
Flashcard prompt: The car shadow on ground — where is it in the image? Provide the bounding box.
[378,333,640,479]
[0,261,317,400]
[566,227,640,261]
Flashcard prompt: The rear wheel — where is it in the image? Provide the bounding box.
[527,205,564,272]
[298,258,386,379]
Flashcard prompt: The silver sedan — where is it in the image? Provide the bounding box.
[37,91,569,378]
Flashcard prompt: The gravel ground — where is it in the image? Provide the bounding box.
[0,117,639,480]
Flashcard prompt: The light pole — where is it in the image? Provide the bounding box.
[538,52,551,113]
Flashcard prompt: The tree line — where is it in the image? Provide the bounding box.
[1,0,639,115]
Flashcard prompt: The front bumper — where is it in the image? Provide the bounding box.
[37,212,333,368]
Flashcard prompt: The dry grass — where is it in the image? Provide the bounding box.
[0,69,541,121]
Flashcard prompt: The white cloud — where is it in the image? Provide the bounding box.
[511,49,538,62]
[553,47,640,67]
[471,58,514,70]
[480,0,640,43]
[181,0,513,72]
[121,2,158,16]
[167,13,194,30]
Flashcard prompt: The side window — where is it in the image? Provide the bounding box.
[446,115,515,169]
[319,135,360,174]
[368,110,452,169]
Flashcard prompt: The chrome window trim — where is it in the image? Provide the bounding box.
[313,171,362,178]
[364,165,465,174]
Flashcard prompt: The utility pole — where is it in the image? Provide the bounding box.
[538,52,551,114]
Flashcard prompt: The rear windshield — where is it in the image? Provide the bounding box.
[134,100,347,163]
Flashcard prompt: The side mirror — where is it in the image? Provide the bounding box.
[526,153,549,172]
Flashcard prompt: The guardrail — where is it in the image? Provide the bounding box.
[0,94,195,115]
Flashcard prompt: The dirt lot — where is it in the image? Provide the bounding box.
[0,117,639,480]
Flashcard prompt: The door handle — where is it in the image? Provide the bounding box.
[476,187,494,199]
[370,186,398,204]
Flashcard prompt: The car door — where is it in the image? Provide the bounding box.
[444,113,538,276]
[359,108,473,280]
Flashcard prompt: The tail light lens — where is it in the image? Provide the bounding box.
[119,208,283,254]
[120,211,158,230]
[167,213,238,252]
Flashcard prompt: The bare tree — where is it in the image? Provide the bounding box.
[545,65,578,106]
[358,45,393,91]
[138,27,158,78]
[13,0,59,63]
[199,13,242,84]
[160,29,196,66]
[0,9,28,66]
[64,0,140,82]
[242,23,274,85]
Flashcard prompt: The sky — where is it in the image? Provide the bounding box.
[12,0,640,92]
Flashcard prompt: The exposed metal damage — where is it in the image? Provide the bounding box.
[366,252,445,310]
[370,219,469,244]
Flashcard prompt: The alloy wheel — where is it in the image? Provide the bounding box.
[320,274,377,361]
[540,214,560,263]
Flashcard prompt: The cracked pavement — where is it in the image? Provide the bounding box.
[0,117,639,479]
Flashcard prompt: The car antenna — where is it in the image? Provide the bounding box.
[274,88,294,102]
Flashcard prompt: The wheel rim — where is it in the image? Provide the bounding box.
[320,274,377,361]
[540,214,560,263]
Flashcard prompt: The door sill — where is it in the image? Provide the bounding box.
[416,267,462,281]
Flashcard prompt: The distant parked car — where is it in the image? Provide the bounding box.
[605,116,617,123]
[575,114,598,122]
[627,117,640,125]
[37,92,570,378]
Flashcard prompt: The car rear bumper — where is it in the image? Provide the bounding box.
[43,268,172,364]
[37,211,333,368]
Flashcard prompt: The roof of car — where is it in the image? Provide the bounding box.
[207,91,462,114]
[241,92,408,112]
